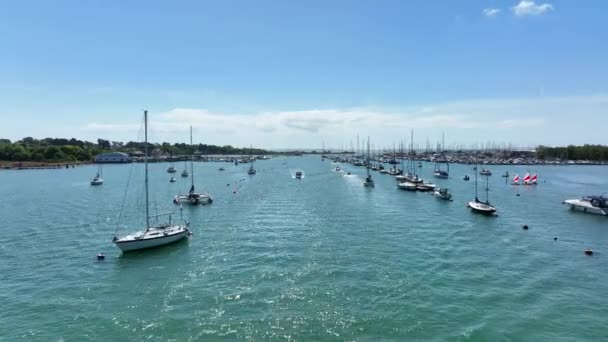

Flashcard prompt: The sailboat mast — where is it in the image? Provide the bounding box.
[367,136,370,177]
[190,126,194,187]
[485,174,490,203]
[144,110,150,229]
[474,157,479,201]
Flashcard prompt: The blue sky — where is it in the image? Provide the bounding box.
[1,0,606,149]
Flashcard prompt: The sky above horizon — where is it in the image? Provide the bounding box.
[1,0,607,149]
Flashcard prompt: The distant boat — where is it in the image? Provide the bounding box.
[363,137,374,187]
[398,182,417,191]
[167,165,177,173]
[295,171,303,179]
[247,145,256,175]
[90,164,103,185]
[469,161,496,215]
[113,110,190,252]
[219,167,225,171]
[512,174,520,185]
[563,195,608,216]
[416,182,436,192]
[480,168,492,176]
[433,159,449,179]
[174,126,213,206]
[181,160,189,177]
[524,172,538,185]
[169,177,176,183]
[335,166,341,172]
[501,171,510,178]
[463,175,470,181]
[433,188,452,200]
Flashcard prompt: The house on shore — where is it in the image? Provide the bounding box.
[94,152,131,163]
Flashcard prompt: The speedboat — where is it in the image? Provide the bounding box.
[563,195,608,216]
[463,175,470,181]
[169,177,176,183]
[295,171,303,179]
[433,188,452,200]
[398,182,417,191]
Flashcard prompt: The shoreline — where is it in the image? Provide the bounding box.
[0,161,91,170]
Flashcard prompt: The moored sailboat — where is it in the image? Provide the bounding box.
[174,126,213,206]
[468,159,496,215]
[113,110,190,252]
[90,164,103,185]
[363,137,375,187]
[512,174,520,185]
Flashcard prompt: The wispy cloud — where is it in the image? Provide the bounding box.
[511,1,554,16]
[483,8,501,17]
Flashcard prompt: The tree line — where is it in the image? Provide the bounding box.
[0,137,269,162]
[536,144,608,161]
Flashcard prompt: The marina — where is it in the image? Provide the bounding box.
[1,154,607,340]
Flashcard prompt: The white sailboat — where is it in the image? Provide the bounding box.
[90,164,103,185]
[174,126,213,206]
[433,188,452,200]
[181,160,189,177]
[433,158,449,179]
[363,137,375,187]
[113,110,190,252]
[468,160,496,215]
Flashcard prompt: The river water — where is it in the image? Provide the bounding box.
[1,156,607,341]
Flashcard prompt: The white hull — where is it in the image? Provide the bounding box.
[398,182,417,191]
[90,179,103,185]
[363,181,375,187]
[174,193,213,205]
[433,189,452,200]
[468,201,496,214]
[564,199,608,216]
[114,225,189,252]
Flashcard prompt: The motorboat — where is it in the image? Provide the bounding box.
[335,166,341,172]
[169,177,176,183]
[295,171,303,179]
[433,188,452,200]
[563,195,607,216]
[416,182,436,192]
[113,110,190,252]
[167,165,177,173]
[480,168,492,176]
[398,182,417,191]
[463,175,470,181]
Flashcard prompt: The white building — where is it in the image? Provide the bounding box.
[95,152,131,163]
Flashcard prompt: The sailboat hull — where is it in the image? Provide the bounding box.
[114,226,189,252]
[468,201,496,215]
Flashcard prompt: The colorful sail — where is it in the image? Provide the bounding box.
[512,174,519,184]
[530,173,538,184]
[523,172,531,183]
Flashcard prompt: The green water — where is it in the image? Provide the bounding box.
[1,156,607,341]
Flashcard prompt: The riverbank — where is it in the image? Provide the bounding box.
[0,161,90,170]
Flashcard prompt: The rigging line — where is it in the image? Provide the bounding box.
[114,114,145,236]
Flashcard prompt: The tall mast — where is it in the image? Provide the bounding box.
[367,136,370,177]
[485,173,490,203]
[474,156,479,201]
[190,125,194,187]
[144,110,150,229]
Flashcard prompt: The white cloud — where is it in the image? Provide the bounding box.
[511,1,554,16]
[73,94,608,149]
[483,8,501,17]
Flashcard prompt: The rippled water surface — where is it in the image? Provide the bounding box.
[1,156,607,341]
